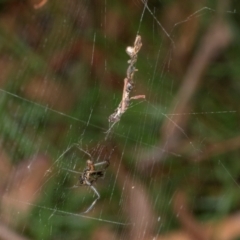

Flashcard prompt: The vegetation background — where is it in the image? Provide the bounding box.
[0,0,240,239]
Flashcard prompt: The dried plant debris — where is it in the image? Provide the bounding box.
[107,35,145,133]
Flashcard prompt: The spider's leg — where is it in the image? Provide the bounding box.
[56,142,85,165]
[59,142,92,160]
[93,160,109,168]
[62,168,83,174]
[81,183,100,214]
[76,146,93,160]
[55,144,76,163]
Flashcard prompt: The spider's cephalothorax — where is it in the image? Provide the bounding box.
[79,160,108,185]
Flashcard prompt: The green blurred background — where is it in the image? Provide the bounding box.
[0,0,240,239]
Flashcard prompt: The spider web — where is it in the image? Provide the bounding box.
[0,0,239,239]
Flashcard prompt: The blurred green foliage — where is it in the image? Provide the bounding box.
[0,0,240,239]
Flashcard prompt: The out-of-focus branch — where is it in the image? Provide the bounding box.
[139,11,232,170]
[1,155,51,224]
[108,146,156,240]
[161,18,231,146]
[191,135,240,162]
[0,222,29,240]
[172,191,208,240]
[156,214,240,240]
[155,189,240,240]
[32,0,48,9]
[160,2,232,153]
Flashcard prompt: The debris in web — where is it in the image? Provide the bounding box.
[106,35,145,136]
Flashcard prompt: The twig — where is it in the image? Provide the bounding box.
[107,35,145,134]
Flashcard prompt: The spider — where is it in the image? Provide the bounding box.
[62,145,109,214]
